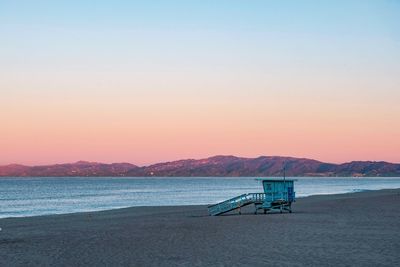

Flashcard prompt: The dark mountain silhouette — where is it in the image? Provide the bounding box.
[1,156,399,177]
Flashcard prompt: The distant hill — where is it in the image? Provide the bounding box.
[0,161,138,177]
[1,156,400,177]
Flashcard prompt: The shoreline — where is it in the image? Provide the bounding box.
[1,187,399,220]
[1,189,400,266]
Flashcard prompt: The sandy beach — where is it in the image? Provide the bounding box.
[1,189,399,266]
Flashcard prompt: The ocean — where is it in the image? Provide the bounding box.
[1,177,400,218]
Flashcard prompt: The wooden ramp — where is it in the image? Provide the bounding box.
[208,193,266,216]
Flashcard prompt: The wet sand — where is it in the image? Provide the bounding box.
[1,189,399,266]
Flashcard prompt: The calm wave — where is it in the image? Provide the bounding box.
[1,177,400,218]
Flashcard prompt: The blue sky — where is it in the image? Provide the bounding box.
[1,1,400,165]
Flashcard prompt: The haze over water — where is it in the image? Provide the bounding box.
[1,177,400,218]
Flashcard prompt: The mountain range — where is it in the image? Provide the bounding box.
[1,155,400,177]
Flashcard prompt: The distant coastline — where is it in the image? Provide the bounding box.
[1,155,400,177]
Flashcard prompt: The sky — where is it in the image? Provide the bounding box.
[1,0,399,166]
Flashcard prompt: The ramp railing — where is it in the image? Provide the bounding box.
[208,193,266,216]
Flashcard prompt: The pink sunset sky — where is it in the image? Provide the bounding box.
[1,1,399,166]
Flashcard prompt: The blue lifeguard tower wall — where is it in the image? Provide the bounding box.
[261,179,296,204]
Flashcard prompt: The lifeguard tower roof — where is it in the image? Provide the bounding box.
[256,178,297,182]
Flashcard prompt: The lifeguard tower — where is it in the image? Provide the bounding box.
[208,178,296,216]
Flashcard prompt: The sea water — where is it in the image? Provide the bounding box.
[1,177,400,218]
